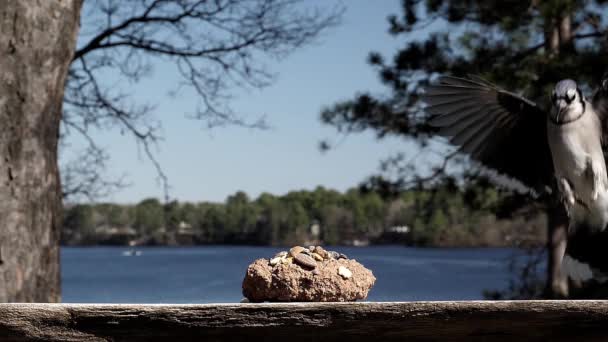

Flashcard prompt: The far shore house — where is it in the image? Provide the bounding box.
[174,221,196,245]
[95,226,137,245]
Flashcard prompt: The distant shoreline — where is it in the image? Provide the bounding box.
[62,187,546,250]
[59,243,532,249]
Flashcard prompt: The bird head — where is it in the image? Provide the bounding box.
[550,79,585,124]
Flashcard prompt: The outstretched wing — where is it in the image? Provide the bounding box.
[592,75,608,146]
[423,76,554,193]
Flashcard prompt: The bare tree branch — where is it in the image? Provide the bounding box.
[62,0,343,201]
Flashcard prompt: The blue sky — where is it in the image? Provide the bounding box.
[65,0,423,204]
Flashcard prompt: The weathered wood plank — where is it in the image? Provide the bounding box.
[1,301,608,341]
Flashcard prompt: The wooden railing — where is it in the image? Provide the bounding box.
[1,301,607,341]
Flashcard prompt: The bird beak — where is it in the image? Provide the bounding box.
[554,100,567,122]
[555,108,564,122]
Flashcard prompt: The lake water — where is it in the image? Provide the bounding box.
[61,246,524,303]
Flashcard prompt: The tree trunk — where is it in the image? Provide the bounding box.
[0,0,82,302]
[546,202,569,298]
[544,12,573,57]
[543,9,574,299]
[544,23,560,56]
[558,14,573,53]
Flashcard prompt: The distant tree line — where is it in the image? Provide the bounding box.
[62,181,546,247]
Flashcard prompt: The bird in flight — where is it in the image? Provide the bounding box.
[423,75,608,286]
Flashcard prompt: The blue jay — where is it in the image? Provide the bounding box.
[424,75,608,289]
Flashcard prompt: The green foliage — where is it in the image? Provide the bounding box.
[61,183,545,247]
[63,204,97,245]
[134,198,164,235]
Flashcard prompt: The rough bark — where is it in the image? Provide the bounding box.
[0,1,83,302]
[2,301,608,341]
